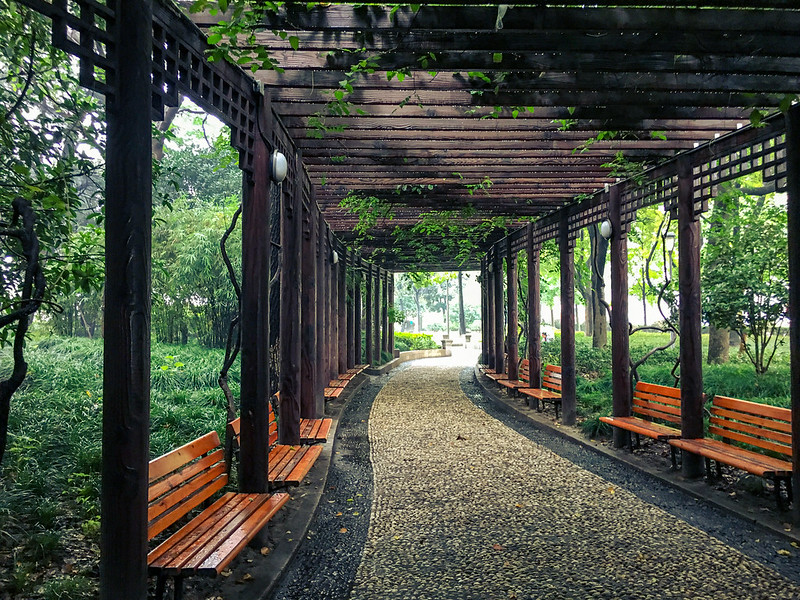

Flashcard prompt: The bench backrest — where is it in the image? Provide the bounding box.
[543,364,561,393]
[632,381,682,426]
[227,402,279,452]
[148,431,228,540]
[710,395,791,459]
[518,359,530,384]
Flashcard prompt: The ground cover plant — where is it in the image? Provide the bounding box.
[0,336,231,599]
[393,332,439,352]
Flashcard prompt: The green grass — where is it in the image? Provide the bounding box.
[0,336,232,597]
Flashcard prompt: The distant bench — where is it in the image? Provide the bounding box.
[669,395,792,508]
[600,381,682,468]
[325,364,368,400]
[229,401,323,489]
[519,364,562,419]
[497,358,531,392]
[148,431,288,600]
[272,392,332,444]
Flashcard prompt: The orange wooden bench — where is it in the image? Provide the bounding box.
[485,354,510,382]
[272,392,332,444]
[229,405,323,488]
[600,381,683,468]
[669,396,792,508]
[148,431,288,600]
[480,353,506,376]
[519,364,562,418]
[497,358,531,392]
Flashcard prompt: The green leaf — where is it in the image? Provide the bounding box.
[289,35,300,51]
[218,0,228,12]
[492,53,503,64]
[206,32,222,45]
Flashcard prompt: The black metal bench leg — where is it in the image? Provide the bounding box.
[173,576,184,600]
[670,447,678,471]
[788,478,794,504]
[155,575,167,600]
[715,461,722,479]
[555,402,560,420]
[704,457,713,482]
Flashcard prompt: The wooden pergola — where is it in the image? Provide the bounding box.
[16,1,800,598]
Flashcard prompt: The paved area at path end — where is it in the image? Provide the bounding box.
[348,361,800,600]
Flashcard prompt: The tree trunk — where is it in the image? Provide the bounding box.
[589,225,609,348]
[458,271,466,335]
[706,193,731,364]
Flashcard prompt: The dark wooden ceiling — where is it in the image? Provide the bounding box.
[187,2,800,269]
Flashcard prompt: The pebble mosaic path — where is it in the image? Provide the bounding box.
[347,360,800,600]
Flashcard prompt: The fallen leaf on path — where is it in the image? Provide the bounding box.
[492,543,505,551]
[260,547,271,556]
[340,527,348,533]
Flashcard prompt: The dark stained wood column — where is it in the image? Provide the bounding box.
[373,267,381,363]
[301,196,317,418]
[609,185,632,448]
[381,271,389,353]
[355,259,363,365]
[365,263,374,365]
[347,255,355,368]
[786,106,800,524]
[323,226,332,384]
[507,236,519,381]
[677,155,705,478]
[238,95,272,494]
[480,257,488,364]
[388,274,395,353]
[527,223,542,392]
[338,247,348,374]
[486,252,496,370]
[329,234,339,381]
[493,247,505,374]
[315,209,326,408]
[559,211,577,426]
[100,2,152,596]
[279,152,302,444]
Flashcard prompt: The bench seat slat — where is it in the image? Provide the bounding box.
[669,438,792,477]
[498,379,528,390]
[519,388,560,399]
[599,416,681,441]
[150,493,251,572]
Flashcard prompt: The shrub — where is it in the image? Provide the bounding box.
[394,332,438,352]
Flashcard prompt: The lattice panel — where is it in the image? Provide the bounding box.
[693,131,787,203]
[152,3,257,172]
[19,0,115,97]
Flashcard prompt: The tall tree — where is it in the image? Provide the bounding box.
[702,181,788,375]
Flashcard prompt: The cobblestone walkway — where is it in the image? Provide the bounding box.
[349,362,800,600]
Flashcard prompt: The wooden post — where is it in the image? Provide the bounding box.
[527,223,542,391]
[101,2,152,596]
[486,252,496,369]
[373,267,381,363]
[493,246,505,374]
[785,105,800,524]
[353,257,364,365]
[347,255,355,368]
[480,258,488,364]
[365,264,374,365]
[238,95,272,494]
[609,186,632,448]
[329,234,339,381]
[678,155,705,478]
[315,209,326,409]
[560,210,577,425]
[507,236,519,381]
[279,152,302,444]
[338,246,348,375]
[381,271,389,353]
[301,194,317,418]
[388,274,395,353]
